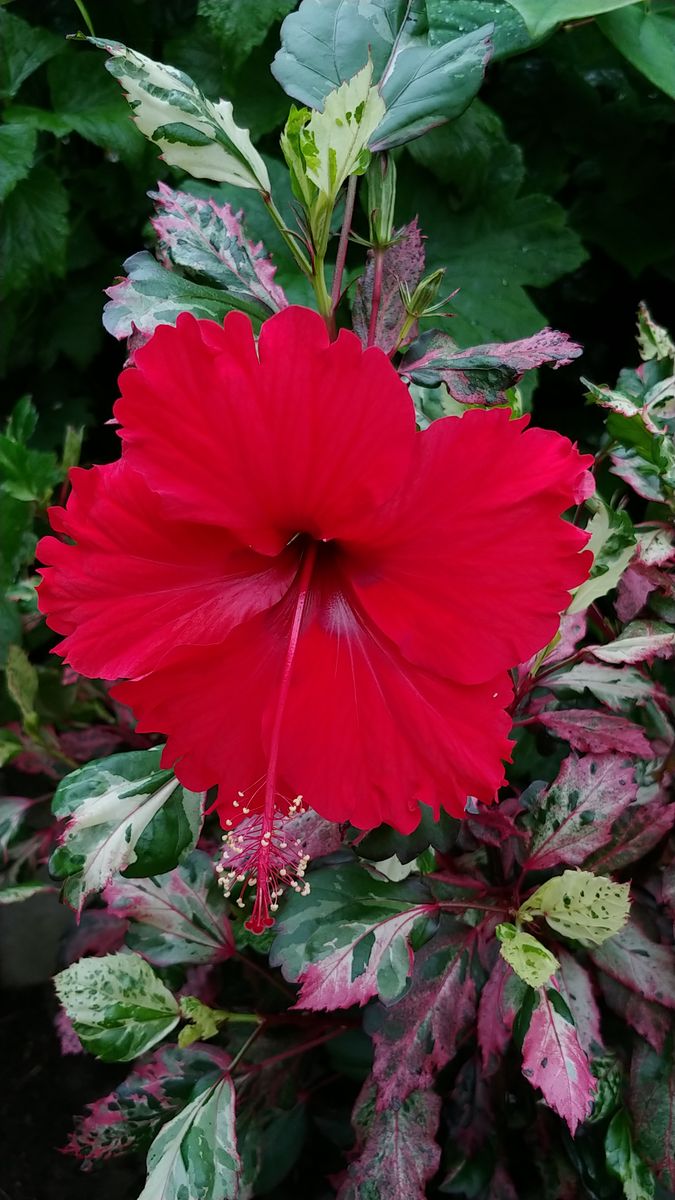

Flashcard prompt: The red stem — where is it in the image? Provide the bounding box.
[331,175,358,311]
[235,1028,346,1077]
[367,246,384,348]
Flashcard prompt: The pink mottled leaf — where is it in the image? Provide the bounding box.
[55,1008,83,1056]
[544,662,655,711]
[585,783,674,873]
[372,921,483,1108]
[400,326,582,406]
[270,863,436,1010]
[352,219,425,354]
[336,1082,441,1200]
[62,909,128,964]
[556,949,603,1056]
[521,986,595,1135]
[477,954,528,1075]
[629,1035,675,1191]
[62,1043,229,1167]
[536,709,652,756]
[150,181,287,312]
[283,807,344,861]
[597,972,670,1051]
[524,754,638,871]
[589,620,675,664]
[589,917,675,1009]
[103,850,234,967]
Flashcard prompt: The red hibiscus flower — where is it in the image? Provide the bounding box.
[37,306,593,931]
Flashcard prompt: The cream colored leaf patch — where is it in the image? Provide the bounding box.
[496,923,559,988]
[519,870,630,947]
[304,62,386,198]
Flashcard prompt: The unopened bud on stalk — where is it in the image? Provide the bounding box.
[366,154,397,247]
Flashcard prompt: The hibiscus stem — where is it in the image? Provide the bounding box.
[367,246,385,347]
[331,174,358,311]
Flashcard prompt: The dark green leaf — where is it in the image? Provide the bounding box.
[427,0,535,60]
[47,50,146,165]
[0,123,36,203]
[598,6,675,100]
[198,0,296,69]
[0,165,69,298]
[605,1109,655,1200]
[0,9,62,100]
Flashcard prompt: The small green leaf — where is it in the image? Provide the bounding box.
[496,923,559,988]
[637,303,675,364]
[606,1110,656,1200]
[568,497,636,614]
[519,869,630,947]
[139,1074,240,1200]
[54,952,180,1062]
[178,996,233,1048]
[5,643,38,727]
[86,37,270,191]
[305,63,385,197]
[0,883,53,904]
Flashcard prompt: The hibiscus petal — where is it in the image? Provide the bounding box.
[347,408,593,685]
[37,460,297,679]
[114,307,415,556]
[115,577,512,834]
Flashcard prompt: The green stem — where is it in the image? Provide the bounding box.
[73,0,95,34]
[312,256,336,336]
[228,1022,265,1073]
[263,194,312,278]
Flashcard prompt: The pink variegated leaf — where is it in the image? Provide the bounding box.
[54,1008,84,1056]
[589,620,675,665]
[400,326,582,406]
[103,850,234,968]
[589,917,675,1010]
[63,1043,229,1167]
[352,219,425,354]
[556,949,603,1056]
[536,709,652,756]
[270,863,437,1010]
[521,985,596,1135]
[150,182,287,313]
[283,807,344,860]
[544,662,656,711]
[62,909,128,965]
[372,920,485,1108]
[629,1036,675,1191]
[597,971,670,1052]
[585,784,674,873]
[477,954,528,1075]
[337,1082,441,1200]
[523,754,638,871]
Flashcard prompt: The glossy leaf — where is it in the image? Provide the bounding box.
[54,952,180,1062]
[521,986,595,1135]
[426,0,534,61]
[519,869,630,947]
[270,863,436,1009]
[103,851,234,967]
[524,754,638,871]
[51,748,203,916]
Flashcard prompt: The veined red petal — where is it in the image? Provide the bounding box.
[346,408,593,685]
[114,307,415,557]
[37,460,297,679]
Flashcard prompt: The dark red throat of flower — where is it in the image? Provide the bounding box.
[217,540,318,932]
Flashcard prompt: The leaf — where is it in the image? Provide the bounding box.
[477,955,528,1074]
[637,303,675,364]
[598,6,675,101]
[519,869,630,947]
[496,923,559,987]
[507,0,638,39]
[337,1082,441,1200]
[0,123,36,203]
[103,851,234,968]
[63,1043,229,1166]
[304,62,385,195]
[103,251,239,347]
[0,9,62,100]
[629,1035,675,1190]
[139,1072,240,1200]
[197,0,296,70]
[597,973,670,1053]
[589,621,675,665]
[568,500,636,614]
[0,883,53,904]
[352,219,426,353]
[400,326,582,404]
[85,37,270,191]
[51,748,203,916]
[585,785,675,875]
[0,434,61,502]
[150,181,287,314]
[557,949,603,1056]
[590,918,675,1010]
[272,0,492,150]
[371,921,483,1107]
[0,164,69,298]
[178,997,233,1048]
[0,794,31,858]
[5,643,38,728]
[270,862,436,1010]
[536,709,652,757]
[524,754,638,871]
[54,952,180,1062]
[45,50,146,166]
[605,1110,656,1200]
[521,986,596,1135]
[426,0,535,61]
[544,662,655,712]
